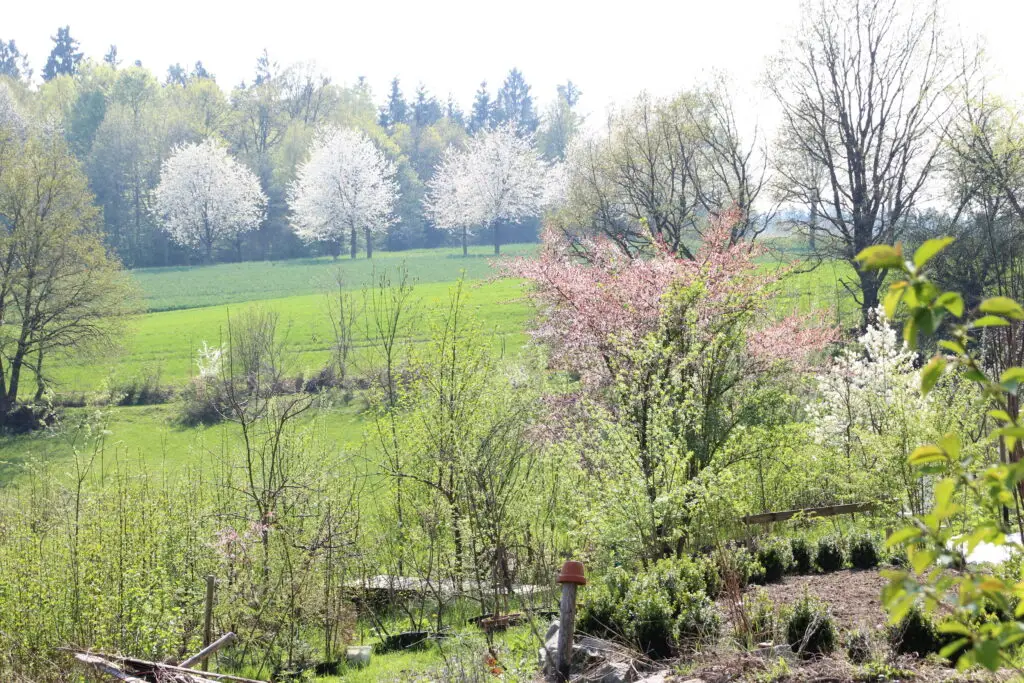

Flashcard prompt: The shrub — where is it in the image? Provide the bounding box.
[651,556,712,604]
[791,537,813,574]
[112,371,174,406]
[745,588,779,644]
[849,535,880,570]
[720,544,764,588]
[695,555,722,598]
[674,592,721,649]
[845,629,872,664]
[785,595,836,656]
[755,538,793,584]
[815,537,845,573]
[578,569,630,639]
[621,586,675,659]
[177,377,227,426]
[887,605,943,657]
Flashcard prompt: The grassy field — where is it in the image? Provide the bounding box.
[134,244,537,312]
[2,241,864,485]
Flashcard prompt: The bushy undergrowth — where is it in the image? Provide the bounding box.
[849,534,880,570]
[577,557,721,658]
[791,537,813,574]
[887,606,943,657]
[815,537,845,573]
[754,538,793,584]
[785,595,836,656]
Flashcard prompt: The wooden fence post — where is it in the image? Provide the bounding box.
[202,575,216,671]
[556,561,586,683]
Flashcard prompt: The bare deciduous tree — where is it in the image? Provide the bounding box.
[769,0,961,328]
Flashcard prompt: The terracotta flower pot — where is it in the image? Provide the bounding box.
[557,560,587,585]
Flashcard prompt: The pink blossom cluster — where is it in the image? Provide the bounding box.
[505,209,837,388]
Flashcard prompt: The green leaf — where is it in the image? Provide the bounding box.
[884,288,904,319]
[938,621,972,636]
[938,340,966,355]
[886,526,922,548]
[920,356,947,395]
[935,291,965,317]
[939,637,970,660]
[903,316,919,349]
[909,444,946,466]
[972,315,1011,329]
[855,244,904,271]
[980,296,1024,320]
[914,237,954,268]
[1000,367,1024,392]
[988,409,1013,423]
[975,637,1001,671]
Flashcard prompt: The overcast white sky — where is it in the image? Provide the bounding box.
[4,0,1024,122]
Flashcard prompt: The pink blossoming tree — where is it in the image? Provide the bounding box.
[507,209,837,560]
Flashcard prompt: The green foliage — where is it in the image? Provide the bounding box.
[887,606,944,658]
[785,595,837,656]
[622,586,676,659]
[845,629,872,664]
[577,558,722,659]
[745,588,780,644]
[859,237,1024,672]
[815,537,845,573]
[755,537,793,584]
[791,537,813,574]
[849,534,881,570]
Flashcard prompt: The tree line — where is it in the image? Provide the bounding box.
[0,26,583,267]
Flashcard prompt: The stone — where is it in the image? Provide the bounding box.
[586,660,632,683]
[754,643,796,661]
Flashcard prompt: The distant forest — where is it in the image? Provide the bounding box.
[0,27,582,267]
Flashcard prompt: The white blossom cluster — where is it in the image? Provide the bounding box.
[807,306,926,450]
[154,139,266,256]
[425,123,552,234]
[288,128,398,243]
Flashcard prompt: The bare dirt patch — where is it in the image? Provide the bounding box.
[753,569,889,632]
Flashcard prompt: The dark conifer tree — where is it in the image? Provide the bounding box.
[469,81,494,133]
[43,26,83,81]
[385,77,408,129]
[495,68,538,133]
[0,40,26,80]
[103,45,119,68]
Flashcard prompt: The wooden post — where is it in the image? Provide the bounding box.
[202,575,216,671]
[556,560,586,683]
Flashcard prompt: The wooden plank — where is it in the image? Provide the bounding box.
[73,654,148,683]
[181,632,237,668]
[742,501,876,525]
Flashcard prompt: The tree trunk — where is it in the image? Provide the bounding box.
[350,226,357,260]
[365,227,373,259]
[204,240,213,265]
[857,267,881,331]
[493,222,500,256]
[462,226,468,257]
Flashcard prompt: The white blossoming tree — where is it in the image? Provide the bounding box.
[807,307,983,514]
[288,128,398,259]
[154,139,266,263]
[425,123,547,256]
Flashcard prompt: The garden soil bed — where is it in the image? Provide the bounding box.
[752,569,889,631]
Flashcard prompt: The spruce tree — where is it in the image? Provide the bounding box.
[469,81,493,133]
[42,26,83,81]
[412,84,442,128]
[0,40,25,80]
[385,77,408,129]
[495,68,538,133]
[103,45,120,68]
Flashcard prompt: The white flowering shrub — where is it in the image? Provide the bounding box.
[808,308,983,514]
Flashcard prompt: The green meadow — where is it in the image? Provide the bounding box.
[0,241,860,485]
